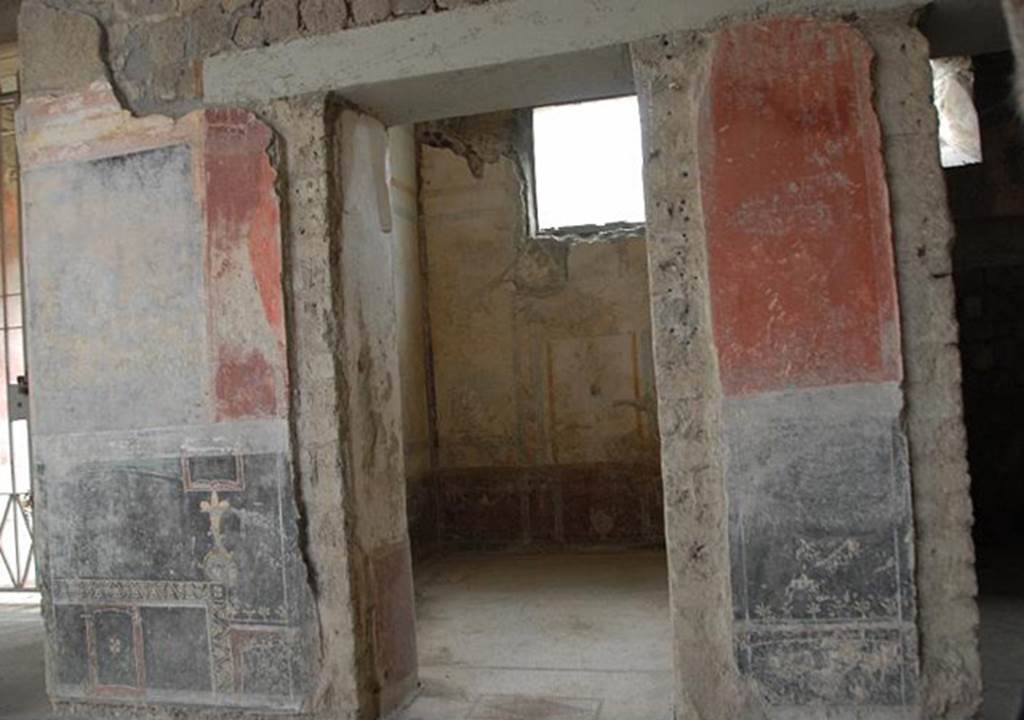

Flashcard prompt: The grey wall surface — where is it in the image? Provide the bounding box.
[26,146,206,436]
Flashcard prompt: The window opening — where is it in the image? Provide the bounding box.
[533,96,646,231]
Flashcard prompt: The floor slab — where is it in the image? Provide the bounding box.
[0,603,49,720]
[977,546,1024,720]
[397,551,673,720]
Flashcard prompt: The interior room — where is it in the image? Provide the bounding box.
[386,101,670,719]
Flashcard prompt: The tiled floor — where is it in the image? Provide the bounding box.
[395,551,673,720]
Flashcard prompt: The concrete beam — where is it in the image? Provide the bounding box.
[344,45,633,125]
[205,0,924,122]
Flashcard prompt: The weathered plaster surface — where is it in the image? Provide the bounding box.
[859,16,983,719]
[253,94,367,719]
[18,10,420,713]
[19,0,505,116]
[632,31,759,720]
[0,0,19,44]
[17,6,418,717]
[15,1,983,718]
[416,112,662,550]
[254,97,420,718]
[17,1,107,96]
[703,18,919,716]
[436,464,664,550]
[388,124,436,560]
[20,81,318,715]
[631,14,972,718]
[202,0,926,115]
[337,108,418,715]
[17,0,939,123]
[420,114,659,469]
[701,18,901,396]
[724,383,918,713]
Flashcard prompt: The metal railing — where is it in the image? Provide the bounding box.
[0,491,33,590]
[0,90,34,593]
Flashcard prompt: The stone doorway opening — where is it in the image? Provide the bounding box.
[944,50,1024,720]
[384,102,671,719]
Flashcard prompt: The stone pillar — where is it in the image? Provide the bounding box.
[704,19,918,710]
[861,17,983,719]
[256,94,371,717]
[257,97,420,718]
[634,14,954,719]
[632,31,756,720]
[333,106,420,716]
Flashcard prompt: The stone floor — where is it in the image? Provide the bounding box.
[980,593,1024,720]
[396,550,673,720]
[0,603,48,720]
[2,548,1023,719]
[977,545,1024,720]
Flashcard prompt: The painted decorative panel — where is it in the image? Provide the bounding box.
[700,19,901,396]
[20,82,315,712]
[699,20,919,711]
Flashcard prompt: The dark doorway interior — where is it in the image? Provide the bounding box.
[948,51,1024,720]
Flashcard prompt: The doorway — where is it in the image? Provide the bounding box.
[384,102,672,720]
[944,51,1024,719]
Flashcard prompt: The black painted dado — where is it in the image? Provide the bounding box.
[724,384,918,708]
[45,451,314,709]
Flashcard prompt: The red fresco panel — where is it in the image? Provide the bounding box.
[699,19,902,396]
[214,347,278,419]
[204,108,287,419]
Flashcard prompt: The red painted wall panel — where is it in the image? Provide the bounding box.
[700,19,902,396]
[204,108,287,419]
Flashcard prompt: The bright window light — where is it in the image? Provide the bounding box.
[533,96,646,231]
[932,57,982,168]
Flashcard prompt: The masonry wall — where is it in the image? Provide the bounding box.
[864,21,982,719]
[16,1,984,719]
[334,109,419,715]
[418,111,662,550]
[706,22,916,713]
[20,85,320,713]
[22,0,505,118]
[17,33,420,717]
[633,15,980,718]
